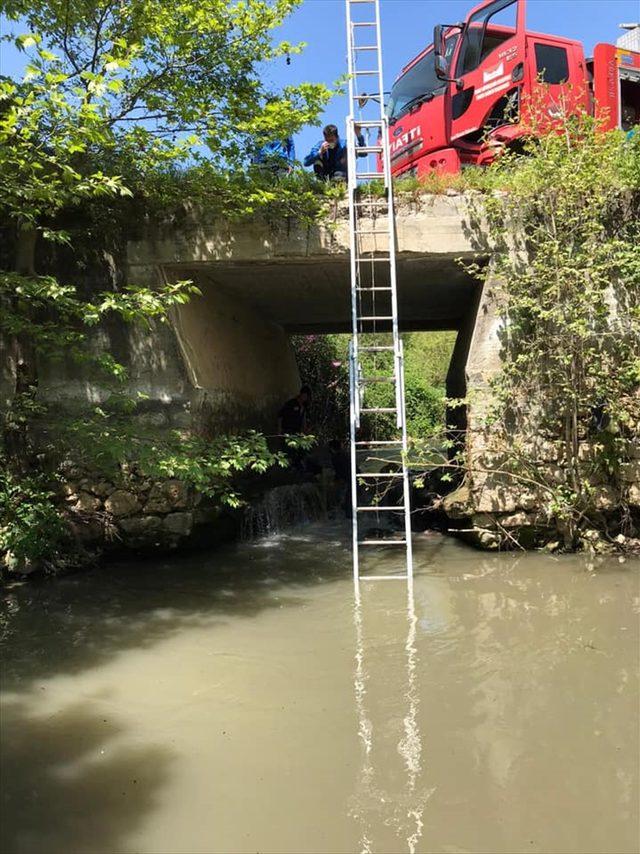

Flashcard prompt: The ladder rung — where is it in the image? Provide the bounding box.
[358,315,393,321]
[356,171,384,179]
[356,257,391,262]
[359,376,396,383]
[359,540,407,545]
[352,94,382,100]
[356,287,392,292]
[354,46,378,51]
[360,407,396,414]
[357,146,384,153]
[359,575,409,580]
[359,345,395,351]
[355,120,385,126]
[356,229,388,235]
[354,70,380,76]
[357,506,405,511]
[356,471,404,478]
[355,440,403,445]
[351,22,377,27]
[349,0,376,4]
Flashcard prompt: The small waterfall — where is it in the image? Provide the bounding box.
[241,481,328,540]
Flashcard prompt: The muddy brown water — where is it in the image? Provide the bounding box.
[1,523,638,854]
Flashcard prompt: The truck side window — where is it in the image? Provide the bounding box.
[456,0,518,77]
[534,44,569,84]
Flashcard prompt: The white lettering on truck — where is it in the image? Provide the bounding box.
[390,126,422,155]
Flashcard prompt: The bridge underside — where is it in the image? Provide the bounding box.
[163,254,483,334]
[29,198,496,436]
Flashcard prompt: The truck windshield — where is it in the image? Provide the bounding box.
[387,35,459,123]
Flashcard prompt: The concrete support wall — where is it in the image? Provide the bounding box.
[170,283,300,432]
[445,279,484,438]
[36,318,192,414]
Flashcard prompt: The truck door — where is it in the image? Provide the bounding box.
[449,0,526,143]
[527,37,588,126]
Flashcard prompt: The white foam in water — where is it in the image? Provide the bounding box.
[241,482,327,540]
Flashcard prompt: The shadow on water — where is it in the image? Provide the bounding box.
[0,524,357,854]
[0,526,354,690]
[1,700,172,854]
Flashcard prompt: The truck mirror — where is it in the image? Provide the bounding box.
[433,24,446,59]
[434,53,449,81]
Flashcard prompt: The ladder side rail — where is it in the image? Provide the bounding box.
[368,1,402,380]
[345,2,361,426]
[346,1,361,582]
[347,118,361,420]
[398,340,414,581]
[385,142,402,426]
[371,0,401,362]
[373,0,387,130]
[349,340,360,584]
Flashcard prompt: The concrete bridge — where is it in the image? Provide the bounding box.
[119,194,498,432]
[16,192,506,542]
[7,191,631,550]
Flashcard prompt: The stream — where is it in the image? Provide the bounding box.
[1,522,638,854]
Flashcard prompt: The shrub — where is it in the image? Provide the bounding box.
[0,467,67,571]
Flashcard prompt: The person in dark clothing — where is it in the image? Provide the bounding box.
[277,385,311,435]
[329,438,353,518]
[278,386,312,472]
[303,123,365,180]
[329,439,350,481]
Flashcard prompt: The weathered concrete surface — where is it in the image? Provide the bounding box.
[169,272,300,431]
[128,195,485,334]
[123,194,488,431]
[5,196,488,433]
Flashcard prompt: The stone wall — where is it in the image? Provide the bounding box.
[52,460,335,570]
[60,463,221,555]
[441,272,640,550]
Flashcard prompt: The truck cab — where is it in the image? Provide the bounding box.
[386,0,636,178]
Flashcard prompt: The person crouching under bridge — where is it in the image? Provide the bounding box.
[303,123,365,180]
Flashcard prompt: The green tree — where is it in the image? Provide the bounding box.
[0,0,332,423]
[2,0,330,170]
[0,0,331,571]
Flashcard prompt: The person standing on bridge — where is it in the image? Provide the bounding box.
[303,123,365,180]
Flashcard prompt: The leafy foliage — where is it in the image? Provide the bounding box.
[466,111,640,547]
[0,467,68,570]
[292,332,454,441]
[2,0,332,171]
[0,0,332,576]
[55,406,314,509]
[0,272,200,372]
[291,334,350,441]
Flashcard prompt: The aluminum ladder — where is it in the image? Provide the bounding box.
[345,0,413,586]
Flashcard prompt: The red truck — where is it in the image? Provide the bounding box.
[385,0,640,177]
